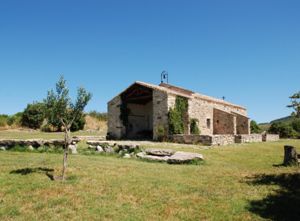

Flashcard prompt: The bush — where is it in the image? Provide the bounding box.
[190,118,200,135]
[250,120,262,133]
[268,122,298,138]
[156,125,168,141]
[21,102,45,129]
[291,118,300,133]
[70,114,86,132]
[0,115,8,127]
[7,112,22,126]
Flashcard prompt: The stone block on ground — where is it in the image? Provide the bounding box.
[136,152,169,162]
[0,146,6,151]
[27,145,34,151]
[167,151,204,164]
[123,153,131,159]
[68,144,78,154]
[145,148,175,156]
[96,145,104,152]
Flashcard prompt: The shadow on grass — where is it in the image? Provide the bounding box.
[10,167,55,180]
[247,173,300,221]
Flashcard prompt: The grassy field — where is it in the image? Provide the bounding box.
[0,140,299,220]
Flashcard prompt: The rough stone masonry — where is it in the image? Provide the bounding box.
[107,81,251,141]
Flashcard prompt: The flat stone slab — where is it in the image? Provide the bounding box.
[167,151,204,164]
[137,152,169,162]
[137,150,204,164]
[145,148,175,156]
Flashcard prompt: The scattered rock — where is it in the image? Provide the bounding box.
[0,146,6,151]
[123,153,131,159]
[27,145,34,151]
[167,152,204,164]
[96,145,104,152]
[145,148,175,156]
[103,146,114,153]
[68,144,78,154]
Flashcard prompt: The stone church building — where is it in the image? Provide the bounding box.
[107,81,250,140]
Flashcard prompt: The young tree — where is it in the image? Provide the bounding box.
[287,92,300,118]
[44,76,92,180]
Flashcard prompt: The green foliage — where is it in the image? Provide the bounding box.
[120,95,130,128]
[44,76,92,132]
[7,112,22,126]
[156,125,168,141]
[287,91,300,117]
[291,118,300,133]
[70,114,86,132]
[250,120,262,133]
[190,118,200,135]
[268,122,298,138]
[0,113,22,127]
[21,102,45,129]
[88,111,107,121]
[0,115,8,127]
[168,96,189,135]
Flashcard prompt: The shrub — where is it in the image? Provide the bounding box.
[250,120,262,133]
[7,112,22,126]
[21,102,45,129]
[156,125,168,141]
[70,114,86,132]
[0,115,8,127]
[268,122,298,138]
[291,118,300,133]
[190,118,200,135]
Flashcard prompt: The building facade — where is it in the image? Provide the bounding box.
[107,81,250,140]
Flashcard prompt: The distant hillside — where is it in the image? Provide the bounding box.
[270,116,293,124]
[258,115,293,131]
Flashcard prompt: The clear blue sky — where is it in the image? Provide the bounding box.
[0,0,299,123]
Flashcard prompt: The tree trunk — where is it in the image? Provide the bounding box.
[283,145,298,166]
[62,128,71,180]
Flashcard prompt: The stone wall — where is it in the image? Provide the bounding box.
[169,133,279,146]
[193,96,247,116]
[262,134,280,142]
[107,95,124,139]
[213,108,236,134]
[153,90,169,140]
[169,134,211,145]
[236,114,250,135]
[211,135,236,146]
[169,134,235,146]
[235,134,263,143]
[188,98,213,135]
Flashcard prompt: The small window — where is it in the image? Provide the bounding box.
[207,119,211,129]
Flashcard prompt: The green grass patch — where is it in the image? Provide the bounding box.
[0,140,299,220]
